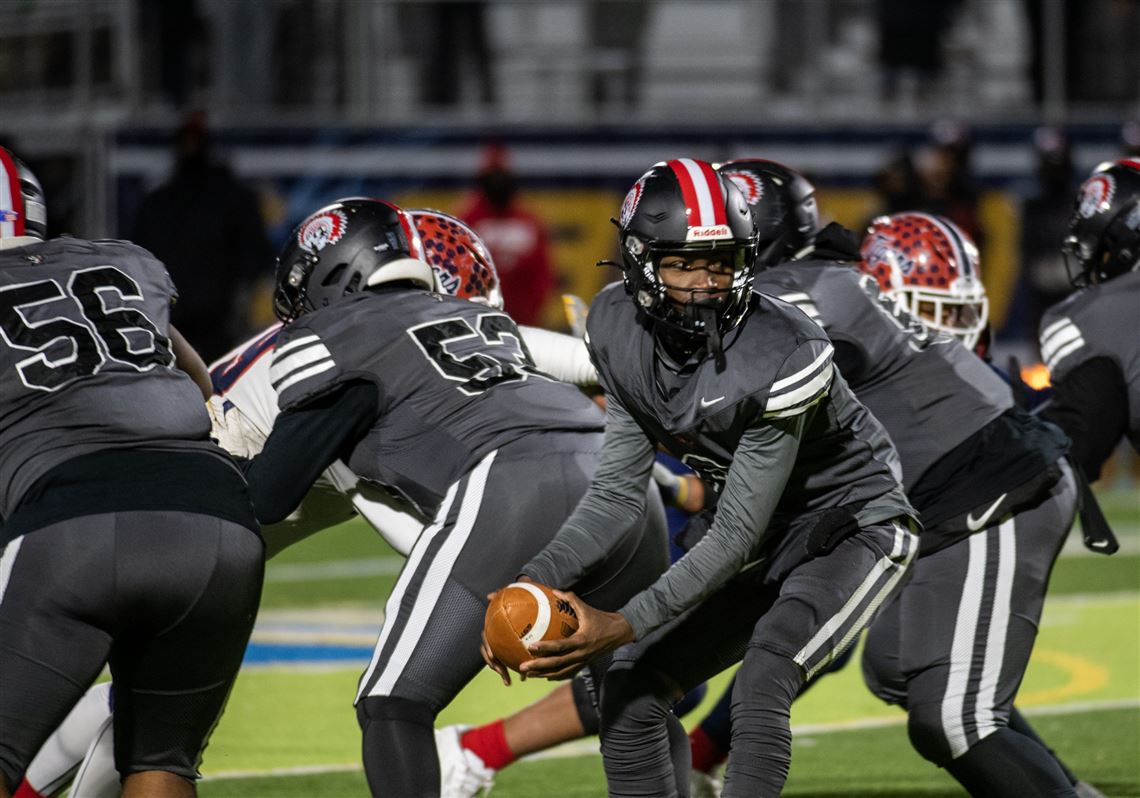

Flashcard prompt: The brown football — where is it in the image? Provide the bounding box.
[484,582,579,672]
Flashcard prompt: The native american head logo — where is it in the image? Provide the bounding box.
[298,209,348,252]
[1077,175,1116,219]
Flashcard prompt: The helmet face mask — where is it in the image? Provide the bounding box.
[1063,161,1140,287]
[617,159,759,340]
[273,198,430,322]
[860,212,988,349]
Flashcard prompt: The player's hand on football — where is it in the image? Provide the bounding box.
[480,617,514,687]
[518,590,634,680]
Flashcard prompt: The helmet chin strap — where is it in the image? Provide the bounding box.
[694,303,727,372]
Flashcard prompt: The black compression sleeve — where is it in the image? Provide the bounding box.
[1040,357,1129,481]
[831,339,866,383]
[243,380,380,524]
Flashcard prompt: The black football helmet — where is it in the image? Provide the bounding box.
[273,198,430,322]
[716,159,818,268]
[0,146,47,244]
[616,158,758,339]
[1062,160,1140,287]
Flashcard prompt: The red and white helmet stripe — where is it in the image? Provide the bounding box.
[0,148,27,239]
[668,158,728,229]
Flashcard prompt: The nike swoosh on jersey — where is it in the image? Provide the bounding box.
[700,396,725,408]
[966,492,1008,532]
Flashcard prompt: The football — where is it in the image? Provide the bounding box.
[484,581,579,672]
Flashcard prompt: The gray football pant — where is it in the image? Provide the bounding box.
[599,519,917,798]
[862,460,1078,785]
[355,430,669,712]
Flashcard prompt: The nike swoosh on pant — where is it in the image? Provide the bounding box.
[966,492,1008,532]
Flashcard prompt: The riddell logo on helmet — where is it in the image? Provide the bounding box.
[686,225,733,241]
[298,209,348,252]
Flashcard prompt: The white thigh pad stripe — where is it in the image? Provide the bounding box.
[974,517,1016,742]
[367,450,498,698]
[942,532,988,759]
[0,536,24,605]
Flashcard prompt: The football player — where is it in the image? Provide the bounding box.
[495,159,918,796]
[1038,160,1140,482]
[13,208,620,798]
[0,147,265,798]
[716,159,1085,796]
[240,197,668,797]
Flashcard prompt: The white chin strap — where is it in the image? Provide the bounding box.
[0,235,43,250]
[365,257,435,290]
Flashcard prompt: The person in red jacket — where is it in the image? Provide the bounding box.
[460,145,555,327]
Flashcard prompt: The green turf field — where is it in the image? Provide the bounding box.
[194,486,1140,797]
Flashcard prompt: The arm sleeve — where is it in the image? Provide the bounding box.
[243,380,379,524]
[521,394,655,587]
[518,325,599,386]
[618,417,804,639]
[1039,356,1129,481]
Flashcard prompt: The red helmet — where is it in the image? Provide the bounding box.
[859,212,988,349]
[410,209,502,308]
[0,147,47,244]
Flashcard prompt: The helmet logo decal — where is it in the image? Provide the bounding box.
[619,177,646,228]
[0,210,18,222]
[723,170,764,206]
[1077,175,1115,219]
[298,209,348,252]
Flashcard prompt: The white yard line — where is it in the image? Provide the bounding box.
[202,698,1140,779]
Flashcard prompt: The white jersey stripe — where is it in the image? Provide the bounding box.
[678,158,717,226]
[269,342,333,386]
[766,362,833,413]
[1039,316,1072,345]
[272,360,335,395]
[771,344,833,392]
[356,478,461,701]
[275,334,322,357]
[0,535,23,604]
[1045,337,1086,373]
[942,531,988,759]
[974,516,1016,741]
[366,449,497,698]
[1040,322,1082,364]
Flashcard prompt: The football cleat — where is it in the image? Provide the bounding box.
[435,724,496,797]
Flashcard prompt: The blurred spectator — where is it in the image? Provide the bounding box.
[132,114,273,361]
[139,0,206,108]
[870,150,925,221]
[404,1,493,107]
[460,145,555,327]
[1018,126,1076,340]
[914,122,983,245]
[1122,120,1140,157]
[876,0,962,100]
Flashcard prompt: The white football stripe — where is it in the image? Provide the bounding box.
[1045,336,1086,373]
[771,344,833,392]
[942,531,987,758]
[273,360,335,395]
[0,536,23,605]
[677,157,717,226]
[270,342,333,385]
[1039,316,1073,344]
[974,517,1016,742]
[766,362,833,413]
[275,334,322,356]
[1040,323,1081,363]
[512,582,553,646]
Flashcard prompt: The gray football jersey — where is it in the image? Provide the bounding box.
[754,261,1013,489]
[0,238,217,519]
[1039,270,1140,451]
[270,288,604,516]
[585,282,910,540]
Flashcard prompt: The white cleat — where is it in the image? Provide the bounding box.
[689,768,723,798]
[435,724,497,798]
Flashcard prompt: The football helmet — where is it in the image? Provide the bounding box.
[616,158,758,339]
[273,198,429,322]
[1062,159,1140,286]
[860,212,988,349]
[717,159,819,267]
[409,209,503,308]
[0,146,47,244]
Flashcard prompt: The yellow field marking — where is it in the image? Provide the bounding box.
[1019,648,1109,705]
